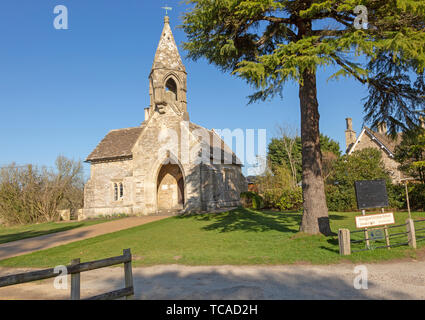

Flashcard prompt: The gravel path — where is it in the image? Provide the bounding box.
[1,259,424,300]
[0,216,168,261]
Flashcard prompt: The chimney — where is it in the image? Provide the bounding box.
[345,118,356,152]
[377,122,387,135]
[144,107,150,121]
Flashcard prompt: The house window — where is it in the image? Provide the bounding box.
[113,182,124,201]
[114,183,118,201]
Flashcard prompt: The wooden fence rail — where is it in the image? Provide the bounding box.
[0,248,134,300]
[338,219,424,255]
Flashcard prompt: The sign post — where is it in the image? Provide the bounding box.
[382,207,390,250]
[361,209,370,248]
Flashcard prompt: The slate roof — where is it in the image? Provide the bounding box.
[189,123,242,165]
[86,123,241,165]
[364,127,403,154]
[86,127,144,162]
[347,126,403,156]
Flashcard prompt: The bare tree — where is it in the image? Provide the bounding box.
[275,124,301,188]
[0,156,84,225]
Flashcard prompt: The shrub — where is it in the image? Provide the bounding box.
[240,191,264,209]
[409,184,425,210]
[261,188,303,211]
[387,184,405,210]
[276,187,303,211]
[262,189,282,209]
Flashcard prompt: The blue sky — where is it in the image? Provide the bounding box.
[0,1,368,177]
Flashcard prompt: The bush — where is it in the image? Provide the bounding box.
[387,184,405,210]
[408,184,425,210]
[240,191,264,209]
[262,189,282,209]
[276,188,303,211]
[261,188,303,211]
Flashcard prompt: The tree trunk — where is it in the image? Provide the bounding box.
[298,68,332,235]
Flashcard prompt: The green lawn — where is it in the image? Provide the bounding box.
[0,208,424,268]
[0,218,122,245]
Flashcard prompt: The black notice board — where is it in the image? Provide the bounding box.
[354,179,389,210]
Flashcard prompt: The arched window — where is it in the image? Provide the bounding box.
[114,183,118,201]
[165,78,177,101]
[113,182,124,201]
[120,183,124,199]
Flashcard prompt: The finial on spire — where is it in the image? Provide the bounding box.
[162,5,172,16]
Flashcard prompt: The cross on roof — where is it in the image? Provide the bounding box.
[162,5,172,15]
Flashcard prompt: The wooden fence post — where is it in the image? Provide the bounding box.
[406,219,417,249]
[338,229,351,256]
[70,258,81,300]
[362,209,370,248]
[123,249,134,300]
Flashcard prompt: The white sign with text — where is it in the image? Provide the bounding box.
[355,212,395,228]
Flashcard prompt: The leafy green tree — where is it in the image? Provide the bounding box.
[181,0,425,235]
[394,127,425,183]
[326,148,392,211]
[320,135,341,158]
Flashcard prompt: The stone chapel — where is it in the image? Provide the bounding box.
[82,16,247,218]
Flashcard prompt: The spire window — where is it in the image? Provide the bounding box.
[165,78,178,101]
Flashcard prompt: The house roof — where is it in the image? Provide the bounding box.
[366,127,403,154]
[347,126,403,157]
[189,123,242,165]
[86,122,241,165]
[86,127,144,162]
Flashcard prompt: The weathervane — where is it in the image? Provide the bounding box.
[162,5,172,16]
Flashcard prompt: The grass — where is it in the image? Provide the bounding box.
[0,208,424,268]
[0,218,123,244]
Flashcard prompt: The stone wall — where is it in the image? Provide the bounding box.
[83,159,135,218]
[200,163,247,211]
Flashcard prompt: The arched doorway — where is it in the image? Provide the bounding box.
[157,163,184,211]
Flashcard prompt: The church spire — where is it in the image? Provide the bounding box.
[152,16,185,72]
[146,16,188,122]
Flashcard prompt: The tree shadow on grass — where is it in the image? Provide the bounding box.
[0,224,87,245]
[178,208,301,234]
[329,214,347,221]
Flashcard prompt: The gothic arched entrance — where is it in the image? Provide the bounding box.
[157,163,184,211]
